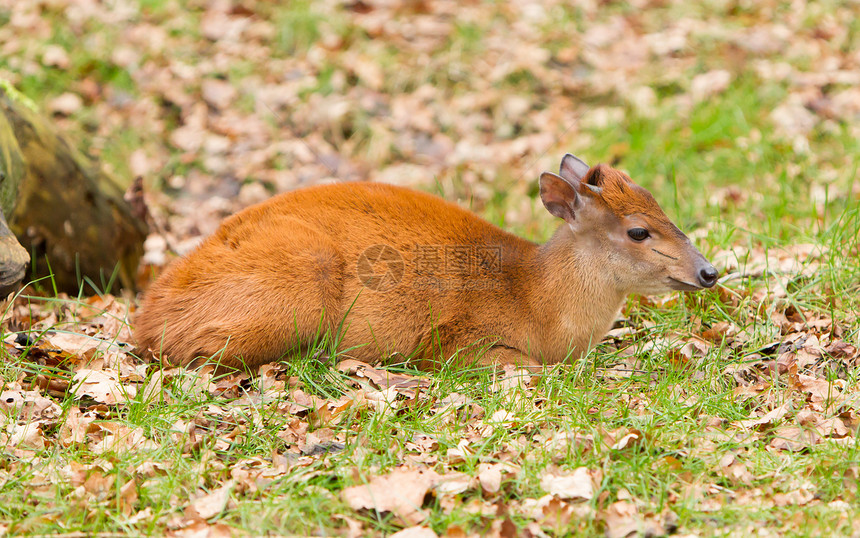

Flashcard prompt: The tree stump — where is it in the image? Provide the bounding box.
[0,81,148,295]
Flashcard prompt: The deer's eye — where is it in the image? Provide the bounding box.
[627,227,650,242]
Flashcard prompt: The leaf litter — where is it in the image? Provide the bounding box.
[2,276,856,535]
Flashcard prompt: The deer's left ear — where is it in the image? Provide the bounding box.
[559,154,590,183]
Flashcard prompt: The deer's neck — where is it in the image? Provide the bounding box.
[524,225,626,364]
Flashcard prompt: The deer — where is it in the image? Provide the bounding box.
[134,154,718,371]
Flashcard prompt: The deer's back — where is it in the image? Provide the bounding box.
[216,181,530,256]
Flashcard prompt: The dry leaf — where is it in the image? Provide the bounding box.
[49,92,83,115]
[201,79,238,111]
[719,452,754,484]
[58,407,97,446]
[342,468,441,525]
[188,481,234,520]
[610,428,644,450]
[170,520,234,537]
[478,464,503,494]
[2,423,46,450]
[736,400,792,430]
[539,467,596,501]
[390,526,439,538]
[71,369,138,404]
[0,390,62,421]
[434,472,476,496]
[602,501,641,538]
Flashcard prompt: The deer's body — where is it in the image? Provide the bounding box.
[135,156,717,370]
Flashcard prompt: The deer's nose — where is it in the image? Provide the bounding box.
[698,265,719,288]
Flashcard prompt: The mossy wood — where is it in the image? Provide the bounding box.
[0,83,147,294]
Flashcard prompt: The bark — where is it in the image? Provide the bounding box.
[0,82,147,294]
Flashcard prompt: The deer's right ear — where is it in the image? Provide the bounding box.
[540,172,582,222]
[559,154,590,183]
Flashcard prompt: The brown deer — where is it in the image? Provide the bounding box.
[135,155,718,370]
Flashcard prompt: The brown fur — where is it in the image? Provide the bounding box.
[135,161,714,371]
[587,165,661,217]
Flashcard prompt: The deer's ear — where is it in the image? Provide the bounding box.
[559,154,590,183]
[540,172,582,222]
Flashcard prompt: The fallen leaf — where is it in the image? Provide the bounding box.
[768,425,820,451]
[736,400,792,430]
[187,481,234,520]
[58,407,97,446]
[170,520,234,537]
[601,500,641,538]
[690,69,732,102]
[342,467,441,525]
[49,92,83,115]
[522,494,593,528]
[390,526,439,538]
[772,488,814,506]
[201,79,238,111]
[610,428,644,450]
[71,369,138,404]
[2,423,46,450]
[0,389,62,421]
[434,472,476,496]
[478,464,503,494]
[718,452,754,484]
[539,467,596,501]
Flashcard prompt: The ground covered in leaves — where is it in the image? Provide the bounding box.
[1,0,859,536]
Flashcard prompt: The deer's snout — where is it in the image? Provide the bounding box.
[697,264,719,288]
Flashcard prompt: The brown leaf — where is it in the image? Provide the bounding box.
[601,501,641,538]
[522,494,593,528]
[793,374,843,405]
[58,407,98,446]
[736,400,792,430]
[187,481,234,520]
[776,351,797,375]
[79,470,116,501]
[45,332,111,355]
[718,453,753,484]
[608,428,644,450]
[490,365,533,393]
[90,422,156,454]
[342,467,441,525]
[337,359,430,391]
[478,464,503,494]
[434,472,476,496]
[71,369,138,404]
[825,340,857,359]
[539,467,597,501]
[119,478,139,516]
[0,389,62,421]
[772,488,814,507]
[201,79,238,111]
[169,520,234,538]
[701,321,738,343]
[49,92,83,115]
[796,409,849,438]
[390,526,439,538]
[690,70,732,102]
[442,525,471,538]
[42,44,70,68]
[768,425,820,451]
[2,423,47,451]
